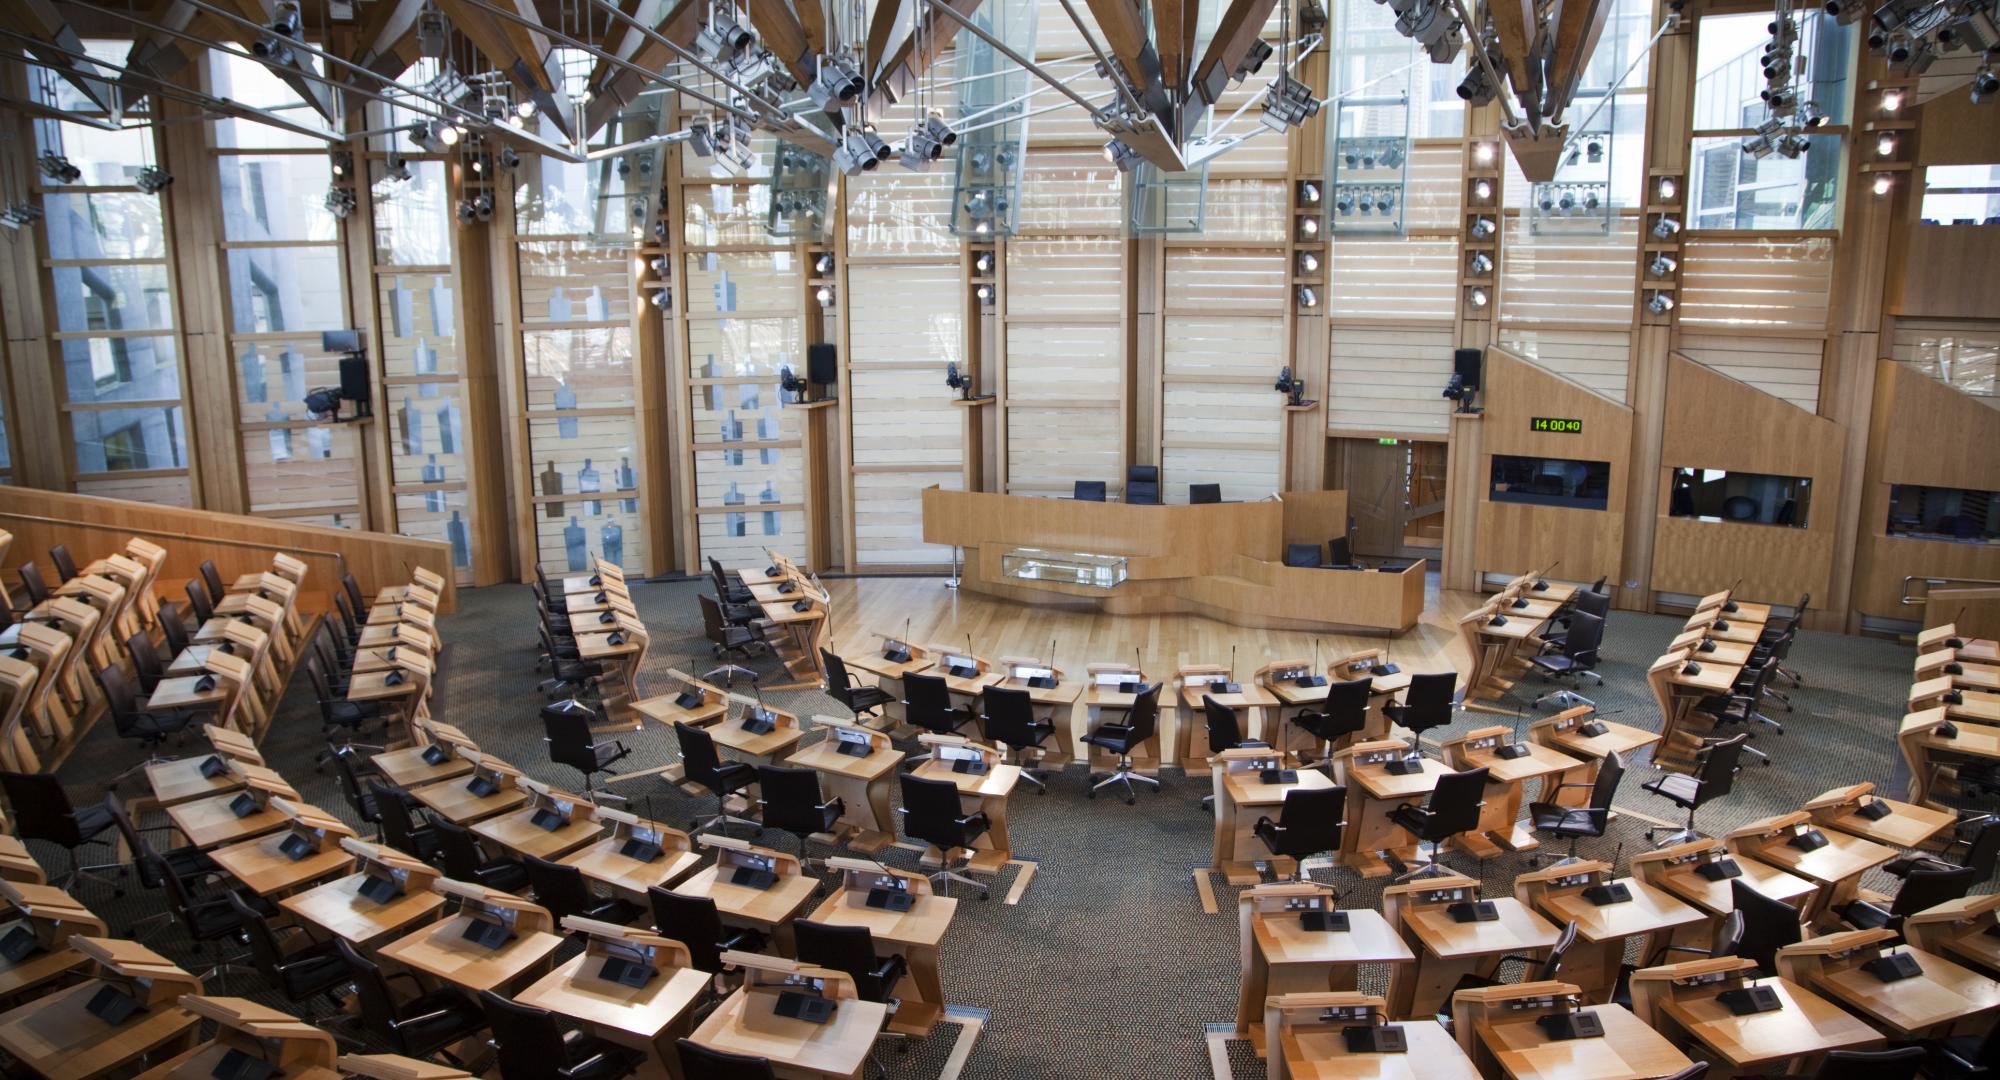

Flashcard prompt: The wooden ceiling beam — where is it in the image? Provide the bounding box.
[1191,0,1276,105]
[434,0,573,137]
[584,0,702,135]
[1542,0,1610,120]
[20,0,122,112]
[745,0,817,89]
[1487,0,1543,126]
[868,0,978,113]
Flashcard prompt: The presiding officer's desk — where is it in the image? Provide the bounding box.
[785,718,904,853]
[1775,928,2000,1040]
[1905,894,2000,979]
[1382,874,1562,1020]
[1330,739,1451,878]
[1236,883,1413,1042]
[805,858,957,1037]
[1448,980,1694,1080]
[1513,861,1706,1002]
[919,487,1427,633]
[1264,993,1475,1080]
[1628,957,1884,1077]
[1211,749,1340,883]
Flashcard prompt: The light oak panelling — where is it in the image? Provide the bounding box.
[75,473,196,507]
[1161,244,1287,501]
[1006,403,1123,493]
[1326,323,1457,435]
[1651,356,1845,605]
[1327,237,1460,321]
[1004,238,1123,313]
[846,171,957,258]
[1677,333,1825,412]
[1894,224,2000,319]
[1475,348,1634,584]
[1494,328,1632,403]
[848,265,965,566]
[1678,236,1834,332]
[1198,180,1290,243]
[1498,217,1642,325]
[1004,237,1123,494]
[1016,150,1125,232]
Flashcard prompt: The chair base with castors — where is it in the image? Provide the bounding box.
[1088,755,1159,804]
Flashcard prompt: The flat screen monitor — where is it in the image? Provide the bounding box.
[322,329,361,353]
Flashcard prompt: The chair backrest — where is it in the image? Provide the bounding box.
[98,663,140,726]
[698,593,733,644]
[302,653,335,703]
[340,570,366,614]
[367,780,424,856]
[1328,537,1354,566]
[227,889,289,984]
[901,672,958,731]
[981,686,1039,749]
[432,818,490,880]
[1128,464,1159,484]
[1189,484,1222,504]
[48,545,78,583]
[1710,909,1745,957]
[200,560,227,604]
[1283,543,1322,568]
[1539,919,1581,979]
[1575,590,1612,620]
[676,1039,777,1080]
[1203,696,1245,754]
[1073,480,1106,502]
[820,648,857,707]
[480,991,570,1080]
[540,699,600,773]
[1276,786,1345,854]
[185,579,214,623]
[1126,466,1160,504]
[127,632,165,687]
[159,601,191,654]
[1587,751,1625,814]
[1959,817,2000,879]
[326,743,377,821]
[332,589,359,636]
[17,563,47,605]
[1564,611,1605,665]
[793,919,891,1000]
[757,765,830,836]
[649,888,729,972]
[1321,678,1373,731]
[334,938,402,1041]
[1125,684,1161,744]
[1731,879,1803,973]
[1693,733,1748,805]
[1421,768,1489,837]
[0,771,85,845]
[1890,863,1975,916]
[900,772,975,850]
[105,796,166,891]
[674,721,728,790]
[1397,672,1457,736]
[1811,1046,1926,1080]
[522,854,595,920]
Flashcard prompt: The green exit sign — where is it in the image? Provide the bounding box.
[1531,416,1584,434]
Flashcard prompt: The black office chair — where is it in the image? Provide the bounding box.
[698,593,765,686]
[1439,919,1581,1028]
[795,919,908,1006]
[1073,480,1107,501]
[542,698,629,802]
[369,780,443,863]
[1527,751,1625,866]
[536,622,607,702]
[647,888,766,975]
[1283,543,1323,568]
[1884,813,2000,880]
[304,654,389,765]
[706,557,757,607]
[1126,465,1161,505]
[1642,733,1747,846]
[1929,1020,2000,1080]
[1082,683,1162,804]
[331,590,363,646]
[159,600,193,656]
[152,849,263,985]
[1292,678,1372,768]
[185,578,215,624]
[0,771,119,890]
[104,794,216,902]
[898,772,990,900]
[336,568,367,617]
[199,560,228,605]
[1326,537,1360,569]
[674,721,760,833]
[16,563,49,608]
[675,1040,776,1080]
[1528,610,1604,709]
[523,854,647,926]
[901,672,973,761]
[822,648,893,723]
[1387,767,1488,880]
[1613,911,1746,1008]
[327,742,387,840]
[1838,864,1975,935]
[1198,695,1266,809]
[99,664,195,781]
[1382,672,1457,755]
[1659,1065,1710,1080]
[125,631,169,694]
[1732,879,1804,975]
[481,991,644,1080]
[434,817,530,893]
[1189,484,1222,504]
[47,544,78,584]
[756,765,844,874]
[1698,659,1783,754]
[982,686,1055,793]
[227,889,353,1009]
[1253,786,1346,881]
[1805,1047,1927,1080]
[1542,589,1611,652]
[337,938,487,1062]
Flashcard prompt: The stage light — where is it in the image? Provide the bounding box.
[1336,191,1356,215]
[974,252,994,274]
[1470,216,1495,239]
[1538,188,1555,211]
[1468,252,1492,275]
[1300,182,1320,204]
[1880,88,1904,112]
[815,285,834,306]
[1296,285,1318,308]
[1457,65,1494,106]
[37,153,81,183]
[1473,142,1496,166]
[384,156,413,182]
[1298,215,1319,238]
[329,150,351,179]
[1651,215,1681,239]
[456,198,476,224]
[1467,286,1489,308]
[1873,174,1894,197]
[516,100,536,119]
[1298,251,1320,274]
[1472,179,1493,202]
[437,124,462,147]
[649,288,671,309]
[1647,291,1676,314]
[1586,138,1603,163]
[499,147,521,170]
[976,284,994,303]
[1876,133,1898,157]
[135,167,173,194]
[1649,254,1678,277]
[1657,177,1678,201]
[1102,139,1141,173]
[323,186,356,219]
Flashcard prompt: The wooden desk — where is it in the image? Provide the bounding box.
[210,829,355,898]
[1904,894,2000,978]
[144,755,270,808]
[0,881,108,1001]
[371,744,475,789]
[0,938,202,1080]
[806,859,958,1037]
[752,581,830,692]
[471,790,603,862]
[1266,992,1477,1080]
[558,808,703,903]
[1472,1000,1692,1080]
[515,951,709,1076]
[1517,863,1706,1001]
[1174,666,1282,770]
[146,674,233,715]
[1446,727,1583,855]
[1654,974,1882,1075]
[165,790,291,850]
[785,720,903,853]
[1528,707,1661,810]
[0,836,41,886]
[1211,750,1338,882]
[674,838,819,953]
[1778,930,2000,1039]
[131,995,338,1080]
[909,744,1022,873]
[841,645,936,732]
[709,700,807,766]
[1332,741,1451,878]
[279,872,446,950]
[376,913,563,996]
[1898,708,2000,809]
[1802,782,1956,850]
[407,759,531,825]
[1728,814,1897,923]
[984,657,1085,765]
[1385,878,1562,1020]
[626,672,730,785]
[1631,840,1820,924]
[687,979,888,1080]
[1236,884,1414,1039]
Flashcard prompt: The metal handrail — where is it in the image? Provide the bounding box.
[1900,575,2000,604]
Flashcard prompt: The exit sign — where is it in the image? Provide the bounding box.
[1531,416,1584,434]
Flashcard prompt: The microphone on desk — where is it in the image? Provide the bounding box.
[1230,644,1237,683]
[1134,647,1143,680]
[1609,841,1624,876]
[967,634,975,662]
[1723,578,1743,613]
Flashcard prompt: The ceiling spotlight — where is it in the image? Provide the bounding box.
[1233,39,1275,81]
[1298,215,1320,238]
[975,284,995,303]
[833,127,890,176]
[808,51,866,110]
[1557,188,1576,212]
[499,147,521,170]
[1657,177,1678,202]
[648,256,668,276]
[1457,64,1494,106]
[437,123,462,147]
[473,192,492,222]
[974,252,994,274]
[815,286,834,306]
[135,166,173,194]
[1298,251,1320,274]
[37,153,81,183]
[814,254,834,275]
[1473,142,1496,166]
[1468,286,1490,308]
[408,123,445,153]
[1470,216,1496,239]
[1647,291,1676,315]
[1376,191,1395,214]
[1378,143,1405,169]
[1300,181,1320,204]
[1586,138,1604,163]
[1876,133,1898,156]
[1583,189,1600,210]
[1336,191,1356,215]
[469,155,485,176]
[456,198,477,224]
[649,288,671,310]
[1472,178,1494,202]
[1296,285,1318,308]
[1649,254,1678,277]
[1261,75,1322,132]
[323,186,356,219]
[1880,88,1904,112]
[1975,67,2000,103]
[696,14,756,64]
[329,151,351,180]
[1103,139,1141,173]
[1651,215,1681,239]
[1775,133,1808,159]
[1468,252,1493,275]
[384,156,413,183]
[253,3,300,64]
[1873,173,1894,197]
[1299,0,1328,33]
[1538,188,1556,211]
[515,100,536,119]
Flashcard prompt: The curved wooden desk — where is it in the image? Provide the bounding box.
[920,487,1426,633]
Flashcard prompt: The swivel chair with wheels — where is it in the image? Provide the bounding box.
[898,772,990,899]
[336,938,487,1063]
[1382,672,1457,755]
[821,648,893,723]
[481,991,645,1080]
[794,919,907,1007]
[1252,785,1346,881]
[1291,678,1371,768]
[99,664,195,783]
[1838,864,1974,935]
[1641,733,1747,846]
[647,888,766,976]
[674,721,760,834]
[542,698,629,803]
[227,889,354,1012]
[1805,1047,1927,1080]
[1082,683,1162,803]
[1387,766,1488,880]
[676,1040,776,1080]
[1526,751,1625,866]
[981,686,1054,792]
[755,765,844,874]
[0,771,120,890]
[1199,694,1265,809]
[698,593,765,687]
[901,672,973,763]
[433,818,530,893]
[1528,610,1604,709]
[523,854,646,926]
[1732,879,1804,975]
[125,632,169,694]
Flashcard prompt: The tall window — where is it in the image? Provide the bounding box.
[32,51,193,506]
[1688,11,1851,230]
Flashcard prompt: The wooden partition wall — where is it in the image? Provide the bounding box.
[1470,348,1634,587]
[1852,359,2000,628]
[1650,356,1845,605]
[0,488,455,612]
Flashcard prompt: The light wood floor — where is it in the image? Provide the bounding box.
[820,574,1486,683]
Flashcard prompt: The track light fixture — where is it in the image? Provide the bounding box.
[384,156,413,183]
[1647,291,1676,314]
[1472,142,1496,166]
[1298,215,1320,238]
[1457,64,1495,106]
[253,2,301,64]
[499,147,521,170]
[37,152,81,183]
[1468,252,1493,275]
[1651,215,1681,239]
[323,186,356,219]
[1300,182,1321,204]
[1470,216,1496,239]
[696,11,756,64]
[649,287,671,310]
[329,150,352,180]
[815,285,834,307]
[1880,88,1904,112]
[1298,251,1320,274]
[1873,173,1895,197]
[1657,177,1678,202]
[135,166,173,194]
[1467,286,1490,308]
[814,254,835,276]
[456,197,477,224]
[833,127,890,176]
[974,252,994,274]
[809,51,866,110]
[1261,75,1322,132]
[1648,254,1678,277]
[976,283,995,303]
[1233,39,1275,81]
[1296,286,1318,308]
[1471,178,1494,202]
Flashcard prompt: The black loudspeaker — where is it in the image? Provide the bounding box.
[338,356,372,414]
[1454,348,1483,392]
[807,342,838,386]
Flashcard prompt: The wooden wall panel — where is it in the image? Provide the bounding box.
[848,266,965,566]
[1326,324,1457,435]
[1327,238,1460,321]
[1494,328,1632,403]
[1677,333,1825,412]
[1678,237,1834,333]
[1498,217,1642,326]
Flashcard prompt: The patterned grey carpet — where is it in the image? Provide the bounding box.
[38,575,1996,1080]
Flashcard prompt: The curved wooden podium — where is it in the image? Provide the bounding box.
[920,487,1426,633]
